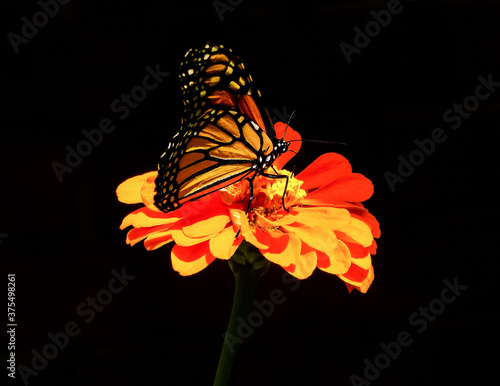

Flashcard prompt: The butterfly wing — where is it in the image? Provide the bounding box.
[179,42,270,134]
[154,107,274,212]
[154,42,279,212]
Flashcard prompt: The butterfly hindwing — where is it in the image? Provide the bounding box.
[179,43,268,133]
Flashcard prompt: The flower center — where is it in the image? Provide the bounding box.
[221,170,306,229]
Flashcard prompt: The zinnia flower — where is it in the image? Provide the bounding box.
[116,123,380,293]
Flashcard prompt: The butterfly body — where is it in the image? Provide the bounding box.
[154,43,290,213]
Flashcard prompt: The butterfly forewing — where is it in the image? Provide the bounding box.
[154,107,274,212]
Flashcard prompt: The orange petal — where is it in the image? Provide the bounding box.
[116,171,157,204]
[261,231,301,267]
[343,241,372,259]
[130,211,178,228]
[368,239,377,255]
[306,173,374,203]
[249,226,273,249]
[209,226,241,260]
[282,224,338,254]
[183,214,229,238]
[172,226,215,247]
[289,207,351,230]
[141,172,161,211]
[300,197,365,208]
[351,253,372,270]
[351,212,381,239]
[317,240,351,275]
[119,207,177,230]
[228,209,271,249]
[296,153,352,191]
[336,217,373,247]
[171,241,215,276]
[254,212,296,228]
[291,243,317,279]
[126,224,173,246]
[144,230,174,250]
[340,265,374,294]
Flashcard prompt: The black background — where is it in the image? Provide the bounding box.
[1,0,499,385]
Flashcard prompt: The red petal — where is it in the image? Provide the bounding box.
[343,241,371,259]
[341,263,370,283]
[351,212,381,239]
[307,173,374,203]
[297,153,352,191]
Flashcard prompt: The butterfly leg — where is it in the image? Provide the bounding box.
[245,176,255,213]
[261,172,290,212]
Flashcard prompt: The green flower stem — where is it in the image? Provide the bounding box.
[213,242,270,386]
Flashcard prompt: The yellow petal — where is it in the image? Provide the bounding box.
[209,227,240,260]
[261,231,300,266]
[254,212,296,228]
[282,224,338,253]
[183,215,229,238]
[291,248,317,279]
[143,230,174,250]
[141,172,160,211]
[336,217,373,247]
[116,171,157,204]
[120,212,136,230]
[290,207,351,229]
[132,211,178,228]
[340,266,374,294]
[319,240,351,275]
[352,253,372,270]
[172,228,212,247]
[171,251,209,276]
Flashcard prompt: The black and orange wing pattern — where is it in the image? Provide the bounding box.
[179,43,265,126]
[154,43,281,212]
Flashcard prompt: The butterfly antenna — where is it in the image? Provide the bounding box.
[281,110,296,140]
[264,108,274,131]
[288,139,348,146]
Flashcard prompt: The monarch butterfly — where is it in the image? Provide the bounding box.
[154,42,293,213]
